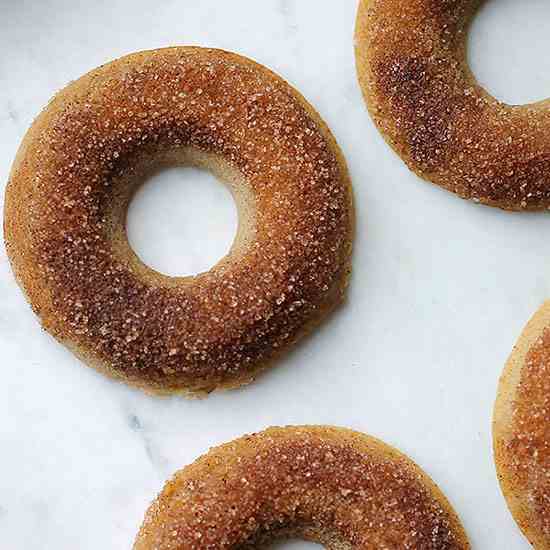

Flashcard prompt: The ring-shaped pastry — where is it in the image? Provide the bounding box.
[494,303,550,549]
[356,0,550,210]
[4,47,354,396]
[134,426,470,549]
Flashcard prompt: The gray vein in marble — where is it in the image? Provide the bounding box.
[277,0,301,65]
[127,412,168,474]
[278,0,298,33]
[2,100,20,125]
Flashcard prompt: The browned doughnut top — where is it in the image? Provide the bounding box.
[4,47,353,395]
[134,426,470,549]
[356,0,550,210]
[494,303,550,549]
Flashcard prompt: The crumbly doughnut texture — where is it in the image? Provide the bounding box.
[134,426,470,549]
[494,303,550,549]
[355,0,550,210]
[4,47,353,396]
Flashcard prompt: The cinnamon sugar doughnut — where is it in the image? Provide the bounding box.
[494,303,550,548]
[4,47,353,396]
[355,0,550,210]
[134,426,470,549]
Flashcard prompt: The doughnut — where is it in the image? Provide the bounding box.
[134,425,470,549]
[494,303,550,548]
[355,0,550,210]
[4,47,353,396]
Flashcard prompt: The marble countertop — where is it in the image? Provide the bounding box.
[2,1,550,548]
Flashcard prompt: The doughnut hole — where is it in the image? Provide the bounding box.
[123,148,255,280]
[127,165,237,277]
[266,541,323,549]
[468,0,550,105]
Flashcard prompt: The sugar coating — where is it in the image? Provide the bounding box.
[4,47,353,394]
[134,426,470,549]
[502,328,550,544]
[356,0,550,210]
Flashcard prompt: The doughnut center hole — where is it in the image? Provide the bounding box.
[265,541,323,549]
[127,165,238,277]
[468,0,550,105]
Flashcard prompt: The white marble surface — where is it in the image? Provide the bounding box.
[1,0,550,548]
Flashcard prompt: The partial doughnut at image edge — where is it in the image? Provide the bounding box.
[134,425,470,549]
[3,46,354,396]
[494,303,550,549]
[355,0,550,211]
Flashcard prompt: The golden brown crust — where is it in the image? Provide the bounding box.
[355,0,550,211]
[494,303,550,549]
[134,426,470,549]
[4,47,354,396]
